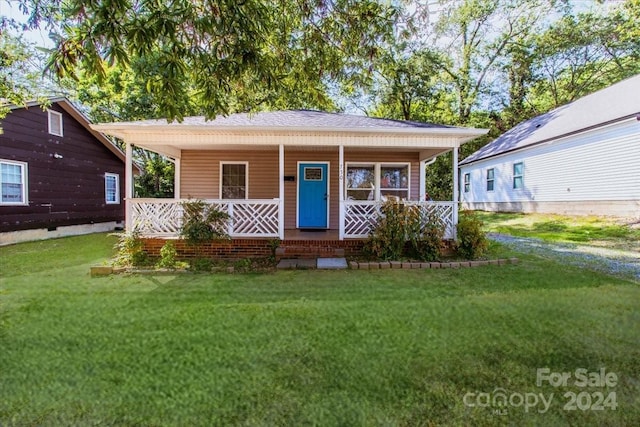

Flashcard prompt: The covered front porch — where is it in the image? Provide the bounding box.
[92,110,487,243]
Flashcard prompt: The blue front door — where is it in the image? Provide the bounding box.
[298,163,328,228]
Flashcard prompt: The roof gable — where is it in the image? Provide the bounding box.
[5,97,135,169]
[461,74,640,165]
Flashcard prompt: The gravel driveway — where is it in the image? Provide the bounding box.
[488,233,640,280]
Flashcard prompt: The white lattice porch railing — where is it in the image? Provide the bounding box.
[343,200,455,239]
[129,198,280,238]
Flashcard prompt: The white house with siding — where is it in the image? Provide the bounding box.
[459,74,640,217]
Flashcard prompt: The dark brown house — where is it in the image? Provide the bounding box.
[0,98,129,245]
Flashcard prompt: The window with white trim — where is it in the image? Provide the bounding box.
[1,160,28,204]
[346,164,375,200]
[513,162,524,190]
[346,163,410,201]
[105,173,120,204]
[463,173,470,193]
[48,110,63,136]
[486,168,495,192]
[220,162,248,199]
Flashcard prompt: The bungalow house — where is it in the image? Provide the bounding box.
[459,74,640,217]
[93,111,487,257]
[0,98,132,245]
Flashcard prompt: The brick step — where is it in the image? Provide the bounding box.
[275,245,346,260]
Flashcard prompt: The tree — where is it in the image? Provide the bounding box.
[369,51,443,121]
[134,152,175,198]
[0,32,51,122]
[426,0,561,125]
[527,3,640,112]
[16,0,397,121]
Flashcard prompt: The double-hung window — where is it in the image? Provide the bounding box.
[463,173,470,193]
[513,162,524,190]
[380,164,409,200]
[220,162,248,199]
[0,160,28,205]
[345,163,410,201]
[48,110,63,136]
[105,173,120,204]
[486,168,495,192]
[346,164,375,200]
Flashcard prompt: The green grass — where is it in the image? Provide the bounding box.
[476,211,640,249]
[1,234,639,426]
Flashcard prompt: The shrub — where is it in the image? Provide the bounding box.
[409,211,445,262]
[364,200,409,260]
[180,199,231,246]
[456,210,488,259]
[112,230,148,267]
[190,257,213,272]
[268,239,281,262]
[156,241,182,269]
[364,201,445,262]
[234,258,253,272]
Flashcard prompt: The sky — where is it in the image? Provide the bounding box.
[1,0,53,48]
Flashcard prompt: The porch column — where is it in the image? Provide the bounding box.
[174,158,181,199]
[125,142,133,231]
[338,145,344,240]
[419,159,426,200]
[452,147,459,238]
[278,144,285,240]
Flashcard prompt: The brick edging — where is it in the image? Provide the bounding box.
[349,258,519,269]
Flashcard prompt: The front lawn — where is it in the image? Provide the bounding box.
[1,234,639,426]
[477,211,640,250]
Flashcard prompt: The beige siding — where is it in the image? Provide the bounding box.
[181,149,421,231]
[181,150,279,199]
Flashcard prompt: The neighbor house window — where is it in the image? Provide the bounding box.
[48,110,63,136]
[105,173,120,204]
[221,162,248,199]
[0,160,27,205]
[463,173,470,193]
[513,162,524,189]
[346,163,410,201]
[486,168,495,192]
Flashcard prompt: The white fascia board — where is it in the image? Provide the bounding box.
[92,123,488,139]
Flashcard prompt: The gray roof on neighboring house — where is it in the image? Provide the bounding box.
[114,109,454,129]
[460,74,640,165]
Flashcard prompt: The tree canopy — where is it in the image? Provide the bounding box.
[19,0,398,120]
[3,0,639,198]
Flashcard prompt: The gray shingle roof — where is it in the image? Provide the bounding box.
[461,74,640,165]
[117,110,453,129]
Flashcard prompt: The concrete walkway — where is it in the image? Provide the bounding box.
[276,258,348,270]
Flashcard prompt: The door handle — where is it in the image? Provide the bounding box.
[324,193,328,200]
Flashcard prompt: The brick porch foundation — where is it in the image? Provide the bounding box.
[142,238,366,260]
